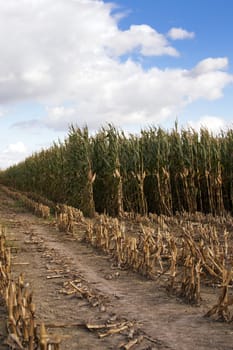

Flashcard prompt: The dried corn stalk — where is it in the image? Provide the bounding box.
[205,269,233,322]
[0,226,62,349]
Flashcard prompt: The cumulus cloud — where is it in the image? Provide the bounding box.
[0,0,232,133]
[106,24,179,57]
[187,115,227,134]
[192,57,228,75]
[3,141,27,154]
[44,106,77,130]
[0,141,28,169]
[42,57,233,130]
[0,0,178,106]
[167,27,195,40]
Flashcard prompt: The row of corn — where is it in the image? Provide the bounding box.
[55,204,84,233]
[0,183,83,240]
[2,185,233,321]
[0,227,61,349]
[2,124,233,218]
[1,185,50,219]
[84,213,233,320]
[1,185,85,232]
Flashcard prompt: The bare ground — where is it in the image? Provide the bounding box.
[0,189,233,350]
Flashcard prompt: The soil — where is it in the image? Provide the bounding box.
[0,189,233,350]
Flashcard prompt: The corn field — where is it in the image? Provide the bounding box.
[0,226,62,349]
[2,184,233,315]
[1,124,233,217]
[1,124,233,350]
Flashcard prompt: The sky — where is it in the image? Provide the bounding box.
[0,0,233,169]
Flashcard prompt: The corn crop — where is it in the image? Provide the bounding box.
[1,124,233,217]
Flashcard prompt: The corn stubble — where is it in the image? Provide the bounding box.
[81,209,233,309]
[0,227,62,349]
[1,183,233,318]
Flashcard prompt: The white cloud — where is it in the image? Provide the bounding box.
[0,0,232,135]
[42,57,233,130]
[106,24,179,57]
[45,106,77,129]
[0,142,28,169]
[0,0,179,105]
[0,107,8,118]
[3,141,27,154]
[167,27,195,40]
[192,57,228,75]
[22,64,51,86]
[187,115,227,134]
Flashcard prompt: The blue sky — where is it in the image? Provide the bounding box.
[0,0,233,168]
[109,0,233,121]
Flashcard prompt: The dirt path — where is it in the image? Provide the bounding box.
[0,190,232,350]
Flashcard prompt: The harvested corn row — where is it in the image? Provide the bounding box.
[0,226,62,349]
[1,186,50,219]
[84,213,233,307]
[55,204,83,233]
[2,184,233,317]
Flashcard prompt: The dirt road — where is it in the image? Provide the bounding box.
[0,190,232,350]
